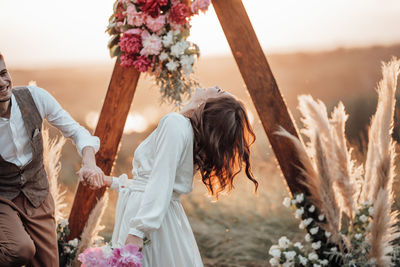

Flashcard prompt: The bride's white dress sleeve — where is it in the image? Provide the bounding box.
[127,116,187,239]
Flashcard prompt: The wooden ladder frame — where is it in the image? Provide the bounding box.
[68,0,307,240]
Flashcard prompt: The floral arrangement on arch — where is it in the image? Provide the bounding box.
[107,0,211,104]
[268,58,400,266]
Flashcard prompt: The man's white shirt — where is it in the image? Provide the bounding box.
[0,86,100,167]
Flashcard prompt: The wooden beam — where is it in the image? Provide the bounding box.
[211,0,307,194]
[67,61,140,240]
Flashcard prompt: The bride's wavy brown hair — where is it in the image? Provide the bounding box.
[188,95,258,197]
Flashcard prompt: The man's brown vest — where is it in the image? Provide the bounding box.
[0,87,49,208]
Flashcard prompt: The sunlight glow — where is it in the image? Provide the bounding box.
[1,0,399,67]
[85,111,149,134]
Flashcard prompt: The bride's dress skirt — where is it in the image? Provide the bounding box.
[111,180,203,267]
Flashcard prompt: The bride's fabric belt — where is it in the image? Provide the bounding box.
[117,174,181,201]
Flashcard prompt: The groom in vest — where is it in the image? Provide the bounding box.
[0,53,105,266]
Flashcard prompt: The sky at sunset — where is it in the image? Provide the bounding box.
[1,0,400,67]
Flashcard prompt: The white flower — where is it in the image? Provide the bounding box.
[308,252,318,261]
[313,264,321,267]
[294,242,303,249]
[282,262,292,267]
[354,233,363,240]
[101,244,113,258]
[291,199,297,205]
[359,215,368,223]
[67,238,78,248]
[368,207,374,216]
[308,205,315,212]
[180,54,194,66]
[325,231,331,238]
[59,219,69,228]
[170,40,189,57]
[296,193,304,203]
[162,31,174,47]
[269,245,279,251]
[63,246,71,253]
[159,52,169,61]
[295,207,304,219]
[284,251,296,261]
[166,60,179,71]
[299,221,306,229]
[320,259,329,266]
[269,248,281,258]
[140,33,162,56]
[278,236,290,249]
[318,214,325,221]
[363,200,372,206]
[330,247,337,252]
[269,258,279,266]
[311,241,321,250]
[303,218,313,227]
[299,255,308,265]
[305,234,312,242]
[310,226,319,235]
[180,55,194,76]
[283,197,291,207]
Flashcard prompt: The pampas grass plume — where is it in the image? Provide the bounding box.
[42,128,67,222]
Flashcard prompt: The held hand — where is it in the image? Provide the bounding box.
[78,165,105,189]
[125,234,144,251]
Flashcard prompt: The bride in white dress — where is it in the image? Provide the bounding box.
[94,86,258,267]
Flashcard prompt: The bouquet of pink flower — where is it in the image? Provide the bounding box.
[107,0,211,104]
[78,244,143,267]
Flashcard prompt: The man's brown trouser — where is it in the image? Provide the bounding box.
[0,192,58,267]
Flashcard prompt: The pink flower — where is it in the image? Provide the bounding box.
[126,28,143,35]
[169,3,190,25]
[115,4,126,21]
[191,0,210,14]
[133,56,152,72]
[119,33,142,54]
[140,32,162,56]
[120,53,136,68]
[137,0,169,18]
[145,15,166,33]
[78,247,108,267]
[115,244,143,267]
[126,4,146,27]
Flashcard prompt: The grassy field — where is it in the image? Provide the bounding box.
[9,44,400,266]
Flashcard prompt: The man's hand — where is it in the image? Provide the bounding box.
[78,166,104,189]
[125,234,144,250]
[78,146,105,189]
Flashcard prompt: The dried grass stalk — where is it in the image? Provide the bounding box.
[275,127,322,209]
[313,134,341,242]
[275,128,341,242]
[42,128,67,222]
[367,58,400,265]
[330,102,357,217]
[369,189,400,266]
[73,191,109,266]
[362,58,400,203]
[298,96,343,237]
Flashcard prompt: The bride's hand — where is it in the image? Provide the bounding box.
[103,175,113,187]
[125,234,143,250]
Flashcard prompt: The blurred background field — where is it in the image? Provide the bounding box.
[9,44,400,266]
